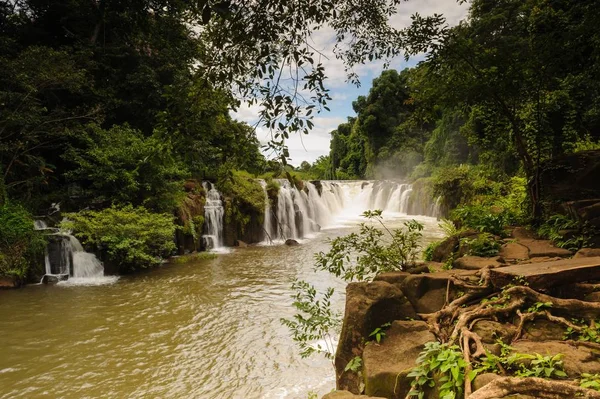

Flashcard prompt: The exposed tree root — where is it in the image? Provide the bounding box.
[513,309,584,342]
[468,376,600,399]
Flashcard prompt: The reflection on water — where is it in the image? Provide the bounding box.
[0,214,442,399]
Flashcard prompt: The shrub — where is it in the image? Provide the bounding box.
[0,202,46,281]
[423,241,440,261]
[461,233,501,257]
[315,210,423,282]
[451,204,507,236]
[61,205,177,272]
[538,214,591,251]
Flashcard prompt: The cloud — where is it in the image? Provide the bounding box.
[230,1,469,164]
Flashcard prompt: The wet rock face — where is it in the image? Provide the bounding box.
[362,321,435,399]
[539,149,600,203]
[335,281,416,393]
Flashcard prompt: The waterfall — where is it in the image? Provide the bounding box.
[36,220,114,285]
[259,179,440,244]
[202,182,225,250]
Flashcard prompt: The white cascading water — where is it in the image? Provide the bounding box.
[202,182,225,250]
[260,180,441,243]
[35,220,116,285]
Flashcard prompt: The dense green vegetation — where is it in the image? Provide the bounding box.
[327,0,600,223]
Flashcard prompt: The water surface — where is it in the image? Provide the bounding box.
[0,214,442,399]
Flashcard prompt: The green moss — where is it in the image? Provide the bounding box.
[170,252,217,264]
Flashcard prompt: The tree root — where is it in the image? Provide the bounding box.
[513,309,584,342]
[468,376,600,399]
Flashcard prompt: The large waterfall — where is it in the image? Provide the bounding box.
[262,180,441,243]
[202,182,225,250]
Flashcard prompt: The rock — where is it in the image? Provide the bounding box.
[322,391,385,399]
[499,242,530,262]
[489,256,600,289]
[511,227,536,240]
[585,292,600,302]
[373,272,411,288]
[335,281,417,393]
[539,150,600,203]
[575,248,600,258]
[235,240,248,247]
[431,236,459,262]
[285,239,299,246]
[41,274,68,284]
[522,319,566,341]
[580,201,600,222]
[0,276,19,288]
[363,321,436,399]
[472,320,516,344]
[518,239,572,258]
[400,270,477,314]
[473,373,501,391]
[453,256,504,270]
[517,256,563,264]
[511,340,600,377]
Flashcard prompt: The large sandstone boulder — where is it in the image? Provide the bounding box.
[362,321,436,399]
[499,242,530,263]
[518,239,572,258]
[511,340,600,377]
[453,256,504,270]
[335,281,417,393]
[0,276,19,288]
[575,248,600,258]
[400,270,477,314]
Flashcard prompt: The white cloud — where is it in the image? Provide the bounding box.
[230,1,469,164]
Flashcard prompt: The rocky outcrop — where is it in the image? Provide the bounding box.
[362,321,435,399]
[335,281,416,393]
[323,391,385,399]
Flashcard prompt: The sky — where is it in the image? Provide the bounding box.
[231,0,469,166]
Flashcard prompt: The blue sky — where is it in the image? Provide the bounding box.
[232,0,469,165]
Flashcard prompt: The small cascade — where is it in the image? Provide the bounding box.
[36,220,113,285]
[202,182,225,250]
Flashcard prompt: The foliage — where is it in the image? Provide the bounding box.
[423,241,440,261]
[460,233,501,257]
[526,301,552,314]
[564,319,600,344]
[170,252,217,264]
[473,340,567,380]
[61,205,177,272]
[315,210,423,282]
[537,214,591,251]
[369,323,391,344]
[439,219,461,238]
[580,374,600,391]
[345,356,363,373]
[0,202,46,280]
[281,279,341,360]
[451,205,507,236]
[407,342,468,399]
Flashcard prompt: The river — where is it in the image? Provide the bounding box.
[0,212,443,399]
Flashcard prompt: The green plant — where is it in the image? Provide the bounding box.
[526,301,552,313]
[171,252,217,264]
[580,373,600,391]
[315,210,424,282]
[345,356,362,373]
[61,205,177,272]
[369,322,391,344]
[451,205,507,236]
[407,342,468,399]
[460,233,501,257]
[423,241,440,261]
[564,320,600,343]
[0,202,46,281]
[281,280,341,361]
[443,252,456,270]
[438,219,461,238]
[538,214,591,251]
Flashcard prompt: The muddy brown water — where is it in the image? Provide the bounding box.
[0,214,442,399]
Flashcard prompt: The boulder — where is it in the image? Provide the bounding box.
[41,274,68,284]
[431,230,479,262]
[453,256,504,270]
[0,276,19,288]
[539,150,600,203]
[322,391,385,399]
[499,242,530,262]
[472,373,501,391]
[335,281,417,393]
[511,340,600,377]
[400,270,477,314]
[511,227,536,240]
[285,239,299,246]
[518,239,572,258]
[373,272,411,288]
[575,248,600,258]
[522,319,566,341]
[472,320,516,344]
[362,321,436,399]
[489,256,600,289]
[235,240,248,247]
